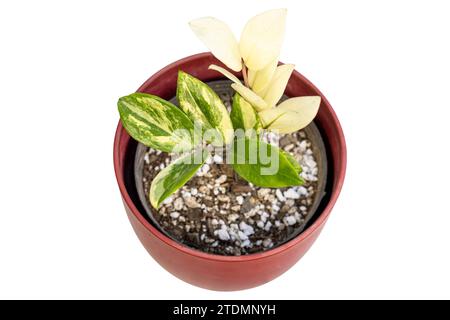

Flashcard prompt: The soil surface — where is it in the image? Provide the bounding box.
[142,131,319,256]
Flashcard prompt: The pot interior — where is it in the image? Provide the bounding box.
[128,80,332,255]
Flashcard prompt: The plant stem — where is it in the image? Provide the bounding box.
[242,63,250,87]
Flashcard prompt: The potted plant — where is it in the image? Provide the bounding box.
[114,9,346,291]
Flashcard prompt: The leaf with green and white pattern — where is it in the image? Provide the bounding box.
[177,71,234,145]
[118,93,195,153]
[149,148,209,208]
[230,93,261,136]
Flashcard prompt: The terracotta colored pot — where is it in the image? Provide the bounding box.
[113,53,347,291]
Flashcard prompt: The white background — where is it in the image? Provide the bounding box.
[1,0,449,300]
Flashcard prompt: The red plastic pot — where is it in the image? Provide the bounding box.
[113,53,347,291]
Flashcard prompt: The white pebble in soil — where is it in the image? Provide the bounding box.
[215,174,227,185]
[213,154,223,164]
[185,197,200,208]
[239,221,254,236]
[181,190,191,199]
[227,213,239,223]
[263,238,273,248]
[231,205,241,212]
[241,239,251,248]
[162,196,173,205]
[173,198,183,211]
[284,216,297,226]
[170,212,180,219]
[259,211,270,223]
[215,228,230,241]
[276,189,285,202]
[298,186,308,196]
[284,188,300,199]
[196,163,210,176]
[238,231,248,241]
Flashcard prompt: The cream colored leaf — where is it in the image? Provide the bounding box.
[259,96,321,134]
[263,64,295,107]
[189,17,242,72]
[251,58,278,95]
[231,83,268,112]
[208,64,241,84]
[239,9,287,71]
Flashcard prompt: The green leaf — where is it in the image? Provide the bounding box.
[230,138,304,187]
[118,93,194,153]
[281,149,302,174]
[177,71,234,145]
[149,148,209,208]
[230,93,261,135]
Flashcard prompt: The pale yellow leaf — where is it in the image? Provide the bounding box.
[189,17,242,72]
[251,58,278,95]
[231,83,268,112]
[239,9,287,71]
[259,96,321,134]
[208,64,242,84]
[263,64,295,107]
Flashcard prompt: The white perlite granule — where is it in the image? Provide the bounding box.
[284,216,297,226]
[170,212,180,219]
[215,227,230,241]
[284,188,300,199]
[276,189,285,201]
[239,221,254,236]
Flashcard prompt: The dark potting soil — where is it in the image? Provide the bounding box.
[141,131,320,256]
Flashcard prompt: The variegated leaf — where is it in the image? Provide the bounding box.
[150,149,209,208]
[230,93,261,134]
[118,93,194,153]
[177,71,234,145]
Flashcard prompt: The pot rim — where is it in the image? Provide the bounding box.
[113,52,347,262]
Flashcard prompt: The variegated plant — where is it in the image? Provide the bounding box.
[118,9,321,209]
[189,8,321,133]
